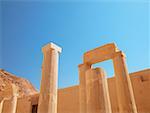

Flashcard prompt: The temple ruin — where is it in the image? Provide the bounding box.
[0,42,149,113]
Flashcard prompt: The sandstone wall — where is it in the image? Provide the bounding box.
[130,69,150,113]
[57,69,150,113]
[58,86,79,113]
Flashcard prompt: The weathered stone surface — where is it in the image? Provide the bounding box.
[0,69,37,97]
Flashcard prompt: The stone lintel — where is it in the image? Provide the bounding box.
[83,43,119,64]
[42,42,62,53]
[83,50,126,65]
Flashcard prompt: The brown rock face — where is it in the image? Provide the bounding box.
[0,69,37,97]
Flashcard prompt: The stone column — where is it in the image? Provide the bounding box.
[0,99,4,113]
[12,97,18,113]
[113,52,137,113]
[97,68,112,113]
[1,84,18,113]
[1,99,11,113]
[11,84,18,113]
[78,63,91,113]
[38,43,61,113]
[85,68,112,113]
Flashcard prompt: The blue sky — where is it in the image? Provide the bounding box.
[0,0,149,90]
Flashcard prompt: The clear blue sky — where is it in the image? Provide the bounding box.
[0,0,149,90]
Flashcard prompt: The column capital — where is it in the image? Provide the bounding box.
[42,42,62,53]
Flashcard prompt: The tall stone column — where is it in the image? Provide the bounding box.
[85,68,112,113]
[113,52,137,113]
[38,43,62,113]
[78,63,91,113]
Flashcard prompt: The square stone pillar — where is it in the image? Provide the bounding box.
[85,68,112,113]
[78,63,91,113]
[113,52,137,113]
[38,43,61,113]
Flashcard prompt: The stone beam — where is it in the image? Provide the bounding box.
[38,43,62,113]
[83,43,119,64]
